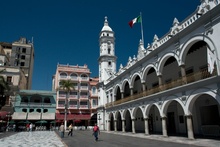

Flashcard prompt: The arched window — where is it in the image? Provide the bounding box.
[60,72,67,78]
[108,48,111,54]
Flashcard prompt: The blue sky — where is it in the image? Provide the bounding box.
[0,0,200,90]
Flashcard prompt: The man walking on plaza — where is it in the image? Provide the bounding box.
[93,123,100,141]
[67,124,73,136]
[59,123,65,138]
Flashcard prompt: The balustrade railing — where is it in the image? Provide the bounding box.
[105,69,216,108]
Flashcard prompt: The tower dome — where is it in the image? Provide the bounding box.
[101,16,112,31]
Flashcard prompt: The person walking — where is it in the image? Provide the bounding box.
[59,123,65,138]
[93,123,100,141]
[30,123,33,132]
[67,124,73,136]
[13,124,16,132]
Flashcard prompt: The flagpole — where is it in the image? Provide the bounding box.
[140,12,144,47]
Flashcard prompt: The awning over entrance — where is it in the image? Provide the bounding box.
[56,113,90,120]
[27,112,41,120]
[12,112,27,120]
[41,113,55,120]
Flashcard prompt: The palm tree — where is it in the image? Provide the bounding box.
[0,69,10,110]
[58,80,75,130]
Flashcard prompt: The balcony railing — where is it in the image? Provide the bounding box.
[70,76,78,81]
[80,95,89,99]
[81,77,89,81]
[105,69,216,108]
[80,86,88,90]
[69,105,78,109]
[69,95,78,99]
[58,104,65,108]
[79,105,88,109]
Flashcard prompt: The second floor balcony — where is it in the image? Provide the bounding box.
[105,69,217,108]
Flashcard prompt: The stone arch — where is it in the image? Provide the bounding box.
[186,88,220,115]
[158,53,180,76]
[142,64,157,80]
[180,35,216,65]
[123,109,132,132]
[114,84,121,101]
[186,89,220,136]
[108,112,115,131]
[130,73,142,94]
[130,73,142,87]
[161,96,186,117]
[115,110,122,131]
[121,79,130,92]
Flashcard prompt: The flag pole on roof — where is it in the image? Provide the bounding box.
[140,12,144,47]
[128,12,145,47]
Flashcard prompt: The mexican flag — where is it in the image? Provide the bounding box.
[128,15,141,28]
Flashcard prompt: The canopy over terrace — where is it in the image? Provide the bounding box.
[12,112,27,120]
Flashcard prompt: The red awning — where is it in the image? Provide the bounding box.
[56,113,91,120]
[73,114,91,120]
[55,114,74,120]
[0,111,8,119]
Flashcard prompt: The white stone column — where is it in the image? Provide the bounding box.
[144,118,149,135]
[132,119,136,133]
[162,117,168,137]
[122,119,125,133]
[180,65,187,84]
[107,120,111,131]
[142,82,146,91]
[114,120,117,132]
[186,115,194,139]
[130,88,133,96]
[121,92,124,99]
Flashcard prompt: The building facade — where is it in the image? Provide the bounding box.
[10,37,34,90]
[98,0,220,140]
[0,39,32,121]
[53,64,98,128]
[12,90,56,130]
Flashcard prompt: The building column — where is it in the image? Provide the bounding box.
[114,120,117,132]
[186,115,194,139]
[180,65,187,84]
[130,88,133,96]
[121,92,124,99]
[122,119,125,133]
[142,82,146,91]
[107,120,111,131]
[132,119,136,134]
[158,75,162,86]
[144,118,149,135]
[162,117,168,137]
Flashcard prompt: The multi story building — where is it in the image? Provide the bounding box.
[0,41,29,121]
[10,37,34,90]
[53,64,98,127]
[12,90,56,130]
[98,0,220,140]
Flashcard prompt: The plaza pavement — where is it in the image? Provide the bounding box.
[0,131,65,147]
[0,130,219,147]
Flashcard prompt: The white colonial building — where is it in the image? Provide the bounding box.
[97,0,220,140]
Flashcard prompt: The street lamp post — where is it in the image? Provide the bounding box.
[98,113,101,126]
